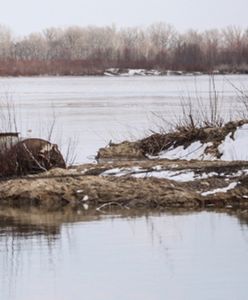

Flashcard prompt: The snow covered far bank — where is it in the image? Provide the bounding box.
[104,68,201,77]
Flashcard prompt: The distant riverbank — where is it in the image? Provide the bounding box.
[1,64,248,77]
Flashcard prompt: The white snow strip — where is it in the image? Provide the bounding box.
[199,172,218,179]
[104,68,162,76]
[101,167,145,177]
[102,167,219,182]
[201,182,238,196]
[218,124,248,161]
[155,142,213,161]
[133,170,195,182]
[101,167,122,176]
[224,169,248,178]
[133,170,218,182]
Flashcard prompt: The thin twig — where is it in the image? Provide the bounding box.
[22,143,47,172]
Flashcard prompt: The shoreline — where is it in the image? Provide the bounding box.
[0,69,247,78]
[1,159,248,213]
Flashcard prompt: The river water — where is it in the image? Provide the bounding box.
[0,75,247,163]
[0,210,248,300]
[0,75,248,300]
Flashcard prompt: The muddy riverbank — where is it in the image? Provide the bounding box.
[0,159,248,213]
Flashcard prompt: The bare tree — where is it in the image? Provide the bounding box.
[0,23,246,75]
[0,24,13,59]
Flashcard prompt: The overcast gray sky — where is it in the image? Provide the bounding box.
[1,0,247,35]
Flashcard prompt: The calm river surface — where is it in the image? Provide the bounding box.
[0,75,247,163]
[0,75,248,300]
[0,211,248,300]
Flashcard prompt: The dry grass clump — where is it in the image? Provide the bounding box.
[139,76,240,156]
[139,119,248,156]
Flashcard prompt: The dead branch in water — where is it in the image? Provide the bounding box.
[96,202,130,213]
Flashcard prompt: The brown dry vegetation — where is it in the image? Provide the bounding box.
[0,159,248,212]
[97,120,248,160]
[1,24,248,75]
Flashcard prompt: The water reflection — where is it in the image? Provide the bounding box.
[0,208,248,300]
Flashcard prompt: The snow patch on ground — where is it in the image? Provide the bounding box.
[151,124,248,161]
[218,124,248,161]
[101,167,145,177]
[133,170,219,182]
[201,182,238,196]
[224,169,248,178]
[133,170,195,182]
[101,166,219,182]
[153,142,213,161]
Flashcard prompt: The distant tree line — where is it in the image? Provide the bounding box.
[0,23,248,75]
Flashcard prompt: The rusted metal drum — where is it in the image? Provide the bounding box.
[0,133,66,176]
